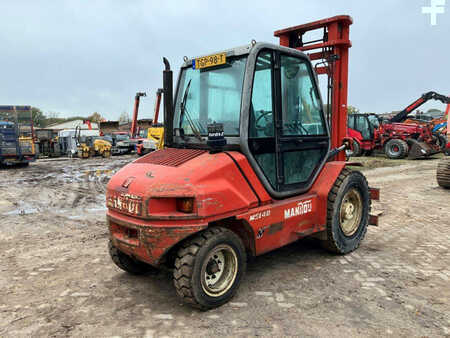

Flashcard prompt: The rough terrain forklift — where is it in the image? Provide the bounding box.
[106,16,380,309]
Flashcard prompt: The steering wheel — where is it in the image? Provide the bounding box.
[255,110,273,131]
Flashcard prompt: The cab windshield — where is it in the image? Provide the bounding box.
[174,56,247,137]
[368,115,380,128]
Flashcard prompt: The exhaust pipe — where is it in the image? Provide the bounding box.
[163,57,173,147]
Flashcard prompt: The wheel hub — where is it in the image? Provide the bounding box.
[343,202,355,220]
[339,188,363,236]
[206,258,221,275]
[201,244,238,297]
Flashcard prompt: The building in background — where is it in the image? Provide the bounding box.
[46,119,99,131]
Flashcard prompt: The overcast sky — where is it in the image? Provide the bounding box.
[0,0,448,120]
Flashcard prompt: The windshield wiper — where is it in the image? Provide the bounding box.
[179,79,202,140]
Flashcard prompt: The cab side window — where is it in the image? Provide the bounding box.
[249,52,274,138]
[249,51,276,187]
[281,56,325,136]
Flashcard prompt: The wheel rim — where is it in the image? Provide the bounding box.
[339,188,363,236]
[201,244,238,297]
[392,145,400,153]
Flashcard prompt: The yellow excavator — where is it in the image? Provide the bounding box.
[75,125,112,159]
[136,89,165,156]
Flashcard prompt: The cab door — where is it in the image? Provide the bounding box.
[275,53,329,193]
[245,48,329,198]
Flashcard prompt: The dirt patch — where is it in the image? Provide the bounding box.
[0,155,449,337]
[349,153,444,171]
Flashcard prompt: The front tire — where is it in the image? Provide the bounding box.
[347,140,362,157]
[322,168,370,254]
[385,139,408,159]
[173,227,246,310]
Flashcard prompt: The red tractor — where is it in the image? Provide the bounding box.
[106,16,380,309]
[347,92,449,159]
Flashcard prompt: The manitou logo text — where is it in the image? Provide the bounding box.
[107,193,142,216]
[284,200,312,219]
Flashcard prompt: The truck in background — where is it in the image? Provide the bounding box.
[0,106,37,166]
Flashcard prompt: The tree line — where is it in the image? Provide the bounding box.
[31,108,106,128]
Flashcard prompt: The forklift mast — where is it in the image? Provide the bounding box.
[274,15,352,161]
[388,91,450,123]
[153,89,163,125]
[130,92,147,139]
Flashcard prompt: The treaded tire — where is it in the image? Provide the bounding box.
[322,168,371,254]
[347,140,362,157]
[436,134,447,151]
[437,157,450,189]
[385,139,409,159]
[173,227,246,310]
[108,241,157,275]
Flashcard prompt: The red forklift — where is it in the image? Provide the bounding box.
[106,16,380,309]
[347,92,449,159]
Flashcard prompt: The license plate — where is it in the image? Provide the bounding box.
[107,193,142,216]
[193,53,226,69]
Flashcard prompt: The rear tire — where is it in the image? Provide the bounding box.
[437,157,450,189]
[322,168,370,254]
[173,227,246,310]
[108,241,157,275]
[385,139,408,159]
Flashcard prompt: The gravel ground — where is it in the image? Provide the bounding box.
[0,155,449,337]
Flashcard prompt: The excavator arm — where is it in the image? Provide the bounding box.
[389,91,450,123]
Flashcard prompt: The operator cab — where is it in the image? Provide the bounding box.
[347,114,379,140]
[171,43,330,198]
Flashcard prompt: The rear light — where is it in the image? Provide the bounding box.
[176,198,194,213]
